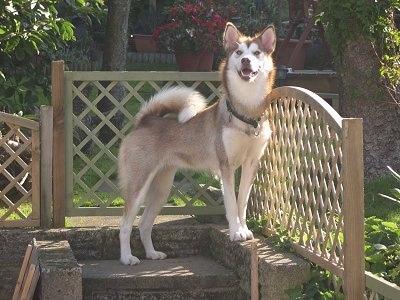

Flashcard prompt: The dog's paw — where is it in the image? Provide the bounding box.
[240,224,254,240]
[121,254,141,266]
[146,250,167,260]
[243,228,254,240]
[230,229,247,241]
[230,227,254,241]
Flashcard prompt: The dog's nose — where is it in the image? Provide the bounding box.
[241,57,251,65]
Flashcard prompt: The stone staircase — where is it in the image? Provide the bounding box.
[0,217,311,300]
[81,256,238,300]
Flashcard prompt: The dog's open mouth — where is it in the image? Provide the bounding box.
[239,68,258,81]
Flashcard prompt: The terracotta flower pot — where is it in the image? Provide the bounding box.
[133,34,157,53]
[174,50,214,72]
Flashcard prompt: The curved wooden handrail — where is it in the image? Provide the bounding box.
[267,86,342,132]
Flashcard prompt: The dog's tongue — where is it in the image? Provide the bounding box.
[240,69,257,80]
[241,69,253,76]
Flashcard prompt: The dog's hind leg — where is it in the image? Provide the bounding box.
[139,167,175,260]
[119,169,158,265]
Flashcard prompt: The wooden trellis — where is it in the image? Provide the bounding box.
[248,86,364,299]
[0,107,53,227]
[0,113,40,227]
[55,67,225,219]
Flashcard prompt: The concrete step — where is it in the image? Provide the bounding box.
[80,256,240,300]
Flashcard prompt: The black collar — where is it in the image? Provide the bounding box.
[226,100,261,129]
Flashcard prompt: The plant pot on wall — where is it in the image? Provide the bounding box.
[174,50,214,72]
[133,34,157,52]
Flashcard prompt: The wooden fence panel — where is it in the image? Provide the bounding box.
[60,68,224,217]
[0,112,40,227]
[248,86,365,298]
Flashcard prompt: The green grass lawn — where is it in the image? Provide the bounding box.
[1,174,398,223]
[364,175,400,224]
[0,202,32,221]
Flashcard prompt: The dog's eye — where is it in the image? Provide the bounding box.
[235,50,243,56]
[254,50,261,56]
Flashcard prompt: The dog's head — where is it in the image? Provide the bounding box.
[222,22,276,83]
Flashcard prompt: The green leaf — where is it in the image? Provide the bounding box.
[381,221,399,229]
[366,252,385,264]
[15,46,25,61]
[370,262,386,274]
[5,36,21,52]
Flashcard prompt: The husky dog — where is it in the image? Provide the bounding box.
[119,22,276,265]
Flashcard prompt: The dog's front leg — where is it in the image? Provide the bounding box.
[221,167,246,241]
[236,160,260,240]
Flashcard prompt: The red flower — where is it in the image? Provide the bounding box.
[153,0,235,54]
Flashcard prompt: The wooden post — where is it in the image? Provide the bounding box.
[52,61,65,228]
[40,105,53,228]
[251,240,259,300]
[342,118,365,299]
[31,120,41,225]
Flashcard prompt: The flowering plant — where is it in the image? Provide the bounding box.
[152,0,237,54]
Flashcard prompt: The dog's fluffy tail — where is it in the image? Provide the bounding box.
[134,86,207,126]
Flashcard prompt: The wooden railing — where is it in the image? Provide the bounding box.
[248,86,365,298]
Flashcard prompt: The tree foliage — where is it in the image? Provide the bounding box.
[319,0,400,103]
[0,0,104,116]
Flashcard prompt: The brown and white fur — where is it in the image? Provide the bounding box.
[119,23,276,265]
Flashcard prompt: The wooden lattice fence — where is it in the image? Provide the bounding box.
[248,86,365,298]
[0,107,53,227]
[51,62,225,224]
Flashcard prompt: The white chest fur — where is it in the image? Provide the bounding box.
[222,122,271,168]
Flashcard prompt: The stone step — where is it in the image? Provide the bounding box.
[80,256,240,300]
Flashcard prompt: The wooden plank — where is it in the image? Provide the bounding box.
[0,112,39,130]
[291,243,344,278]
[13,239,39,300]
[12,244,33,300]
[66,205,225,216]
[64,70,220,81]
[27,265,40,299]
[342,118,365,299]
[251,240,259,300]
[20,264,40,300]
[365,271,400,299]
[52,61,66,228]
[31,127,40,222]
[64,70,74,218]
[0,218,40,227]
[40,106,54,228]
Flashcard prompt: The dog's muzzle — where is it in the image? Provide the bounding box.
[239,68,258,81]
[238,57,259,81]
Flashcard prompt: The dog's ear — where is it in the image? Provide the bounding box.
[223,22,241,52]
[259,25,276,55]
